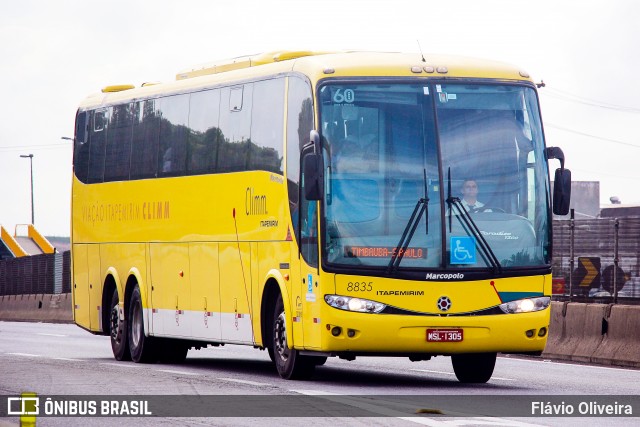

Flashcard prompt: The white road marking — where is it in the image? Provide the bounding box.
[52,357,85,362]
[6,352,41,357]
[100,362,138,368]
[218,377,271,387]
[289,389,339,395]
[410,369,456,376]
[158,369,198,376]
[36,333,67,337]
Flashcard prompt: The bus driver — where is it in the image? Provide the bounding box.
[460,179,485,212]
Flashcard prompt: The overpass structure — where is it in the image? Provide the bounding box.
[0,224,55,259]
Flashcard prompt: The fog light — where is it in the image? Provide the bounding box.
[347,329,356,338]
[538,327,547,337]
[526,329,535,338]
[331,326,342,337]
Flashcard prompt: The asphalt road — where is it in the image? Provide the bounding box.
[1,321,639,426]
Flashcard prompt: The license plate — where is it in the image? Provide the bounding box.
[426,329,463,342]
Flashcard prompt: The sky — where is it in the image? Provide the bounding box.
[1,0,639,237]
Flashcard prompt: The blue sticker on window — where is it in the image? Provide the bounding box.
[450,237,476,264]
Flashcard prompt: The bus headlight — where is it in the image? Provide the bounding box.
[499,296,550,314]
[324,295,386,313]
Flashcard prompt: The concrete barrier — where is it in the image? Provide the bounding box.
[570,303,606,363]
[591,304,640,368]
[542,302,605,362]
[542,302,640,369]
[0,293,72,323]
[558,303,587,357]
[541,301,567,359]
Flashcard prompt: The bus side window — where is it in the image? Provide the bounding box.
[218,85,253,173]
[104,103,133,182]
[287,76,315,251]
[300,146,319,267]
[87,109,108,183]
[130,99,160,180]
[157,94,189,177]
[74,111,89,183]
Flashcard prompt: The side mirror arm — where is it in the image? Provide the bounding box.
[546,146,565,170]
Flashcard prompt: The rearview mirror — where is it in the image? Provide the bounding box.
[553,168,571,215]
[303,153,322,201]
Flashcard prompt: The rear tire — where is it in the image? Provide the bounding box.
[451,352,497,383]
[109,289,131,361]
[272,294,315,380]
[128,285,158,363]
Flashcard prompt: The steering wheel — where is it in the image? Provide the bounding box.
[471,206,505,213]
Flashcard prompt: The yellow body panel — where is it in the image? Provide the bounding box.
[334,274,545,314]
[319,306,549,353]
[218,242,253,343]
[189,242,221,340]
[150,243,191,336]
[87,244,102,330]
[71,244,89,328]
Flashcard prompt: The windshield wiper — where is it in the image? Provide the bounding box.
[387,197,428,274]
[387,169,430,274]
[446,168,502,274]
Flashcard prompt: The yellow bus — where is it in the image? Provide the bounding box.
[71,50,571,383]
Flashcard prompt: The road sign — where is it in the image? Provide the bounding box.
[602,265,626,294]
[572,257,601,290]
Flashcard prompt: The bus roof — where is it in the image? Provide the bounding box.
[79,51,533,109]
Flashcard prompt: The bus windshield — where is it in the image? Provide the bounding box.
[319,81,551,271]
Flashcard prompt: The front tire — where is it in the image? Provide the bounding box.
[109,289,130,361]
[128,285,158,363]
[272,294,315,380]
[451,352,497,383]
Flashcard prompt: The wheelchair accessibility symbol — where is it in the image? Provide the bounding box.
[450,237,476,264]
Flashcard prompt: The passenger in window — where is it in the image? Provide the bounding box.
[461,179,485,212]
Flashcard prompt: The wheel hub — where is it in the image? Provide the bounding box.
[110,306,119,341]
[274,312,289,361]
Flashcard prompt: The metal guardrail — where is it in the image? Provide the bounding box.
[553,214,640,303]
[0,251,70,295]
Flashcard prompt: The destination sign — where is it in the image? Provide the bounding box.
[344,246,426,259]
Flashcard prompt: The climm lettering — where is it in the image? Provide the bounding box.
[246,187,267,215]
[143,201,170,220]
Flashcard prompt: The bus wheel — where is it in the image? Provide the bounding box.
[451,352,497,383]
[109,289,131,361]
[128,285,158,363]
[272,294,315,380]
